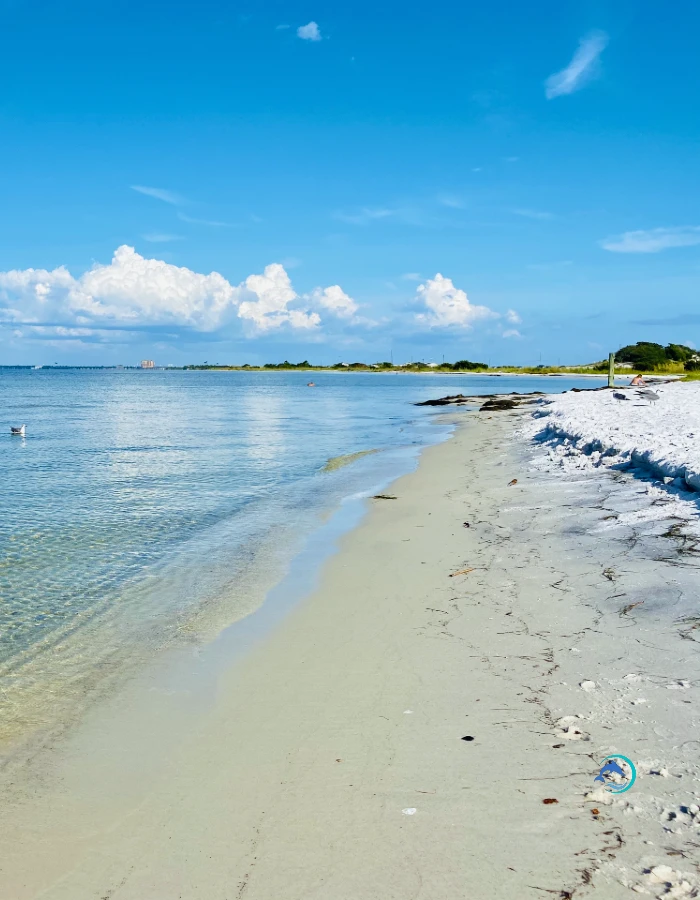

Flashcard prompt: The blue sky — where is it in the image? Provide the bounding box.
[1,0,699,365]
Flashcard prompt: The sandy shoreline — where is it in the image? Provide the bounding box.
[2,409,699,899]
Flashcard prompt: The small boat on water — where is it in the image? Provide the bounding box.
[10,424,26,436]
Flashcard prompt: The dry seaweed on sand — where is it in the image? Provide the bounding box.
[480,398,520,411]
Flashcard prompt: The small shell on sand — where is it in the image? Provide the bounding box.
[557,714,587,740]
[580,680,597,692]
[402,808,417,815]
[585,788,614,806]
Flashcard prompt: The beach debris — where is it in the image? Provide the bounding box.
[450,567,475,577]
[373,494,397,500]
[461,735,475,742]
[480,398,519,411]
[463,522,470,528]
[336,758,342,762]
[552,743,565,749]
[620,601,644,617]
[666,680,690,690]
[542,798,558,805]
[402,808,417,815]
[602,567,616,581]
[580,680,597,692]
[591,808,600,816]
[508,478,518,486]
[403,710,413,714]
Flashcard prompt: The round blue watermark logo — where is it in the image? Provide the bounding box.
[594,754,636,793]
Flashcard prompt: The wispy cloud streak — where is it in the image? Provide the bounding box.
[511,208,554,220]
[601,227,700,253]
[131,185,184,205]
[545,31,608,99]
[177,212,233,227]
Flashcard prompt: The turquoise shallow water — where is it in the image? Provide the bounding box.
[0,369,602,739]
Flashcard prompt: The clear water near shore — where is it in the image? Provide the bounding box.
[0,369,603,752]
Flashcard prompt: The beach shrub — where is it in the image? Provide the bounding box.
[615,341,696,371]
[615,342,667,370]
[264,360,312,369]
[666,343,695,362]
[452,359,487,371]
[685,359,700,371]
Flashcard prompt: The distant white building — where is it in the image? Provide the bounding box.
[140,360,155,369]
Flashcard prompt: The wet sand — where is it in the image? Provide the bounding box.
[2,410,699,899]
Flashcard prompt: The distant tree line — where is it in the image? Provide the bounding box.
[615,342,700,371]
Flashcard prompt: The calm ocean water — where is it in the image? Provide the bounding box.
[0,369,601,748]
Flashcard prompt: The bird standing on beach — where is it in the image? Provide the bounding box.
[10,424,26,436]
[637,390,660,405]
[613,392,630,402]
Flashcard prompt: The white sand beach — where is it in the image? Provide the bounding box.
[2,392,700,899]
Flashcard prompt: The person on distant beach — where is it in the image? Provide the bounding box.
[630,374,647,386]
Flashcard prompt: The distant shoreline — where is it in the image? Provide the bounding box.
[2,365,682,379]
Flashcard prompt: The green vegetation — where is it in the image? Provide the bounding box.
[614,341,699,373]
[183,344,700,379]
[263,360,312,369]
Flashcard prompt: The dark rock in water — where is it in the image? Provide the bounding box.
[416,389,547,408]
[479,399,519,411]
[415,394,468,406]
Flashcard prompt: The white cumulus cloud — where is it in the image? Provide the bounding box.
[238,264,320,332]
[600,227,700,253]
[415,274,497,329]
[545,31,608,99]
[506,309,521,324]
[310,285,358,318]
[297,21,321,41]
[0,247,354,337]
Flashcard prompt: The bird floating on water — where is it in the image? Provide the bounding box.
[10,424,26,436]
